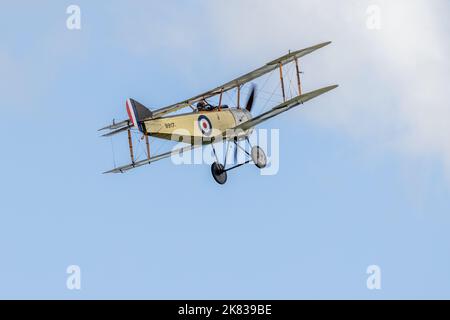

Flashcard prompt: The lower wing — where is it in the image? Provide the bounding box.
[229,85,338,133]
[103,143,202,174]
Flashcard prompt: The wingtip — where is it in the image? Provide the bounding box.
[98,126,109,132]
[318,41,332,48]
[317,41,332,47]
[102,169,119,174]
[325,84,339,92]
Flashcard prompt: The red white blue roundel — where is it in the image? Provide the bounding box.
[198,115,212,136]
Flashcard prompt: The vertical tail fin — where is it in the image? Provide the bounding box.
[126,98,153,132]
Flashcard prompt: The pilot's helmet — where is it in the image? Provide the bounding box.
[197,101,206,109]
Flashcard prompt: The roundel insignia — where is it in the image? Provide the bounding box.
[198,115,212,136]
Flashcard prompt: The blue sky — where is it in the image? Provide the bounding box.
[1,0,449,299]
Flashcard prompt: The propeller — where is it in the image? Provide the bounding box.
[245,84,256,112]
[231,85,256,164]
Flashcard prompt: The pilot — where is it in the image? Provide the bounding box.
[197,101,217,111]
[197,101,207,111]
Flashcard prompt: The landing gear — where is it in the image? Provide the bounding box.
[210,138,267,184]
[251,146,267,169]
[211,162,227,185]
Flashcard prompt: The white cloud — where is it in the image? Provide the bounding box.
[201,0,450,175]
[99,0,450,177]
[6,0,441,174]
[379,2,450,161]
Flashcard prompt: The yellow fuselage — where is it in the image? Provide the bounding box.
[142,108,252,143]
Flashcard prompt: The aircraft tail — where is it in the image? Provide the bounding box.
[126,98,153,132]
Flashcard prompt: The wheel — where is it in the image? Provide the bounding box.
[251,146,267,169]
[211,162,227,185]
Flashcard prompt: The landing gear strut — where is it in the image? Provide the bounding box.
[210,138,267,185]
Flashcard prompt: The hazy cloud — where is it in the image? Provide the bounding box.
[191,0,450,175]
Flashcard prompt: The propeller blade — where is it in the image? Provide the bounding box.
[245,85,256,112]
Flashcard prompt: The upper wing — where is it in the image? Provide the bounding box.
[229,85,339,133]
[151,41,332,119]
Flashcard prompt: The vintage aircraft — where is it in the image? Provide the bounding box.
[100,41,338,184]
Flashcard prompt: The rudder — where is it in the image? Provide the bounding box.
[126,98,153,132]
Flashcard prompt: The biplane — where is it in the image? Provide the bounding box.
[100,41,338,184]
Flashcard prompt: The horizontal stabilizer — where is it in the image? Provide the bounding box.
[98,119,130,131]
[101,124,133,137]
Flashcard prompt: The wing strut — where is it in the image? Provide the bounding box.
[145,135,151,160]
[237,86,241,109]
[278,62,286,102]
[294,57,302,95]
[127,129,135,164]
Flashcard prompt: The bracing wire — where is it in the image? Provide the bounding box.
[110,136,117,168]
